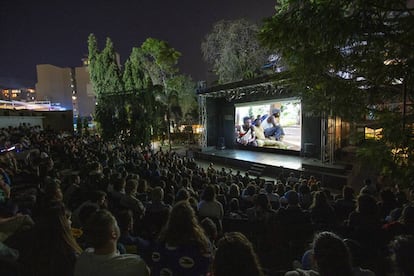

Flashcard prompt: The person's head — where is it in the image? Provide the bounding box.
[43,177,63,202]
[229,198,240,212]
[84,209,120,250]
[400,205,414,224]
[264,182,274,194]
[202,185,216,201]
[35,202,82,254]
[201,217,218,242]
[284,190,299,206]
[125,179,138,196]
[90,190,107,209]
[213,232,263,276]
[78,203,100,228]
[342,186,355,201]
[271,109,280,118]
[311,191,328,208]
[229,183,240,198]
[160,201,209,252]
[312,232,352,276]
[112,177,126,192]
[175,188,190,202]
[116,209,134,234]
[356,194,378,216]
[243,116,252,127]
[254,118,262,127]
[255,193,270,210]
[151,186,164,203]
[389,235,414,276]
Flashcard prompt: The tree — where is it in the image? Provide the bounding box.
[88,34,125,140]
[136,38,181,150]
[122,48,156,146]
[202,19,270,84]
[260,0,414,186]
[166,75,198,125]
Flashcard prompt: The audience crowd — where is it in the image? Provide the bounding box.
[0,124,413,276]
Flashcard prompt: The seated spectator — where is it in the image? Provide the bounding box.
[285,232,353,276]
[246,193,277,223]
[75,209,149,276]
[71,190,107,228]
[377,189,398,221]
[348,194,380,229]
[200,217,218,251]
[343,239,375,276]
[263,181,280,210]
[198,185,224,231]
[148,201,212,276]
[298,183,312,210]
[309,191,336,228]
[225,198,245,219]
[143,187,171,240]
[0,201,34,241]
[213,232,263,276]
[389,235,414,276]
[20,202,82,276]
[120,179,145,219]
[227,183,240,202]
[175,188,190,202]
[383,205,414,241]
[359,178,377,197]
[108,175,125,209]
[146,187,171,214]
[334,186,356,223]
[117,209,149,255]
[277,190,311,226]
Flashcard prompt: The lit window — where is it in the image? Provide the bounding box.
[365,127,382,140]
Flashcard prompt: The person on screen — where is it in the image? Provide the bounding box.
[236,117,257,146]
[253,119,286,148]
[261,109,285,141]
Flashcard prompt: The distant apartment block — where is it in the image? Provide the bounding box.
[35,61,96,117]
[0,87,36,101]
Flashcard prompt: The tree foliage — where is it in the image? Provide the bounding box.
[202,19,270,84]
[87,35,197,145]
[260,0,414,186]
[260,0,414,121]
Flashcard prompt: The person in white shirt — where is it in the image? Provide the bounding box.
[74,209,150,276]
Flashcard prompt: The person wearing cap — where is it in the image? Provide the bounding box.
[261,108,285,141]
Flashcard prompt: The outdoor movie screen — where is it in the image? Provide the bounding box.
[234,98,301,151]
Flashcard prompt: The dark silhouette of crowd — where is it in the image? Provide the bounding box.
[0,124,413,276]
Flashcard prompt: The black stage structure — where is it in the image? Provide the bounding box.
[196,74,352,189]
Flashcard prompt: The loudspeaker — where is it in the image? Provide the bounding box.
[217,137,225,150]
[304,143,316,157]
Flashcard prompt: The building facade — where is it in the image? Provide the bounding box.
[35,62,96,117]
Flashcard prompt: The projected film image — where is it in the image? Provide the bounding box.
[235,99,301,151]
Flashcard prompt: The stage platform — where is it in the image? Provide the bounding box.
[192,147,351,189]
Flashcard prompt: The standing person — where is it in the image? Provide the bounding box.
[74,209,149,276]
[262,109,285,141]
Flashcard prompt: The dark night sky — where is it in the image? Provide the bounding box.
[0,0,277,88]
